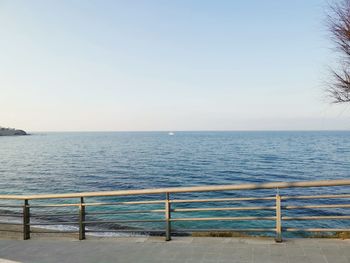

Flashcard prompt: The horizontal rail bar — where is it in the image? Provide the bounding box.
[1,179,349,200]
[23,196,350,210]
[84,201,165,206]
[0,222,23,225]
[173,228,276,232]
[282,194,350,200]
[0,205,23,208]
[85,229,164,233]
[285,228,350,232]
[170,197,275,203]
[29,204,81,208]
[30,231,78,234]
[0,229,23,233]
[172,206,275,212]
[29,201,164,207]
[283,216,350,220]
[84,219,164,224]
[28,222,78,225]
[29,204,80,208]
[86,210,165,215]
[284,204,350,209]
[171,216,276,222]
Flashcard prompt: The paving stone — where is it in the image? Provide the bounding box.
[0,237,349,263]
[324,255,349,263]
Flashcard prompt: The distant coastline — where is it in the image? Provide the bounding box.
[0,127,27,136]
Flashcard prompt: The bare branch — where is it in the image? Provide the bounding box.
[327,0,350,103]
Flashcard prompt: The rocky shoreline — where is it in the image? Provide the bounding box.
[0,127,27,136]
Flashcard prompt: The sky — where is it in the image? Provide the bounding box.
[1,0,350,131]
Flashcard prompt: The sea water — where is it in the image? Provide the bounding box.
[1,131,350,236]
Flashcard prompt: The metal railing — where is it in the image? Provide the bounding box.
[0,179,350,242]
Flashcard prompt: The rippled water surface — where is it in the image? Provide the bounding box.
[1,131,350,235]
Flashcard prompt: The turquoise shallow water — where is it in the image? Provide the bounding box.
[0,131,350,235]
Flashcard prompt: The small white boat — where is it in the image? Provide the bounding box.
[168,132,175,136]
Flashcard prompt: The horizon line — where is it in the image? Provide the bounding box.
[27,129,350,133]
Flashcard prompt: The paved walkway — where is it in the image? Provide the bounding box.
[0,237,350,263]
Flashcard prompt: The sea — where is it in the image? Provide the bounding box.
[0,131,350,237]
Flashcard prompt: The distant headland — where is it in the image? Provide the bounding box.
[0,126,27,136]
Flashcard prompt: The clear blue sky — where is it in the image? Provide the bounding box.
[1,0,349,131]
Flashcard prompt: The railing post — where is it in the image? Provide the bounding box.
[23,199,30,240]
[79,197,86,240]
[165,192,171,241]
[275,192,282,242]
